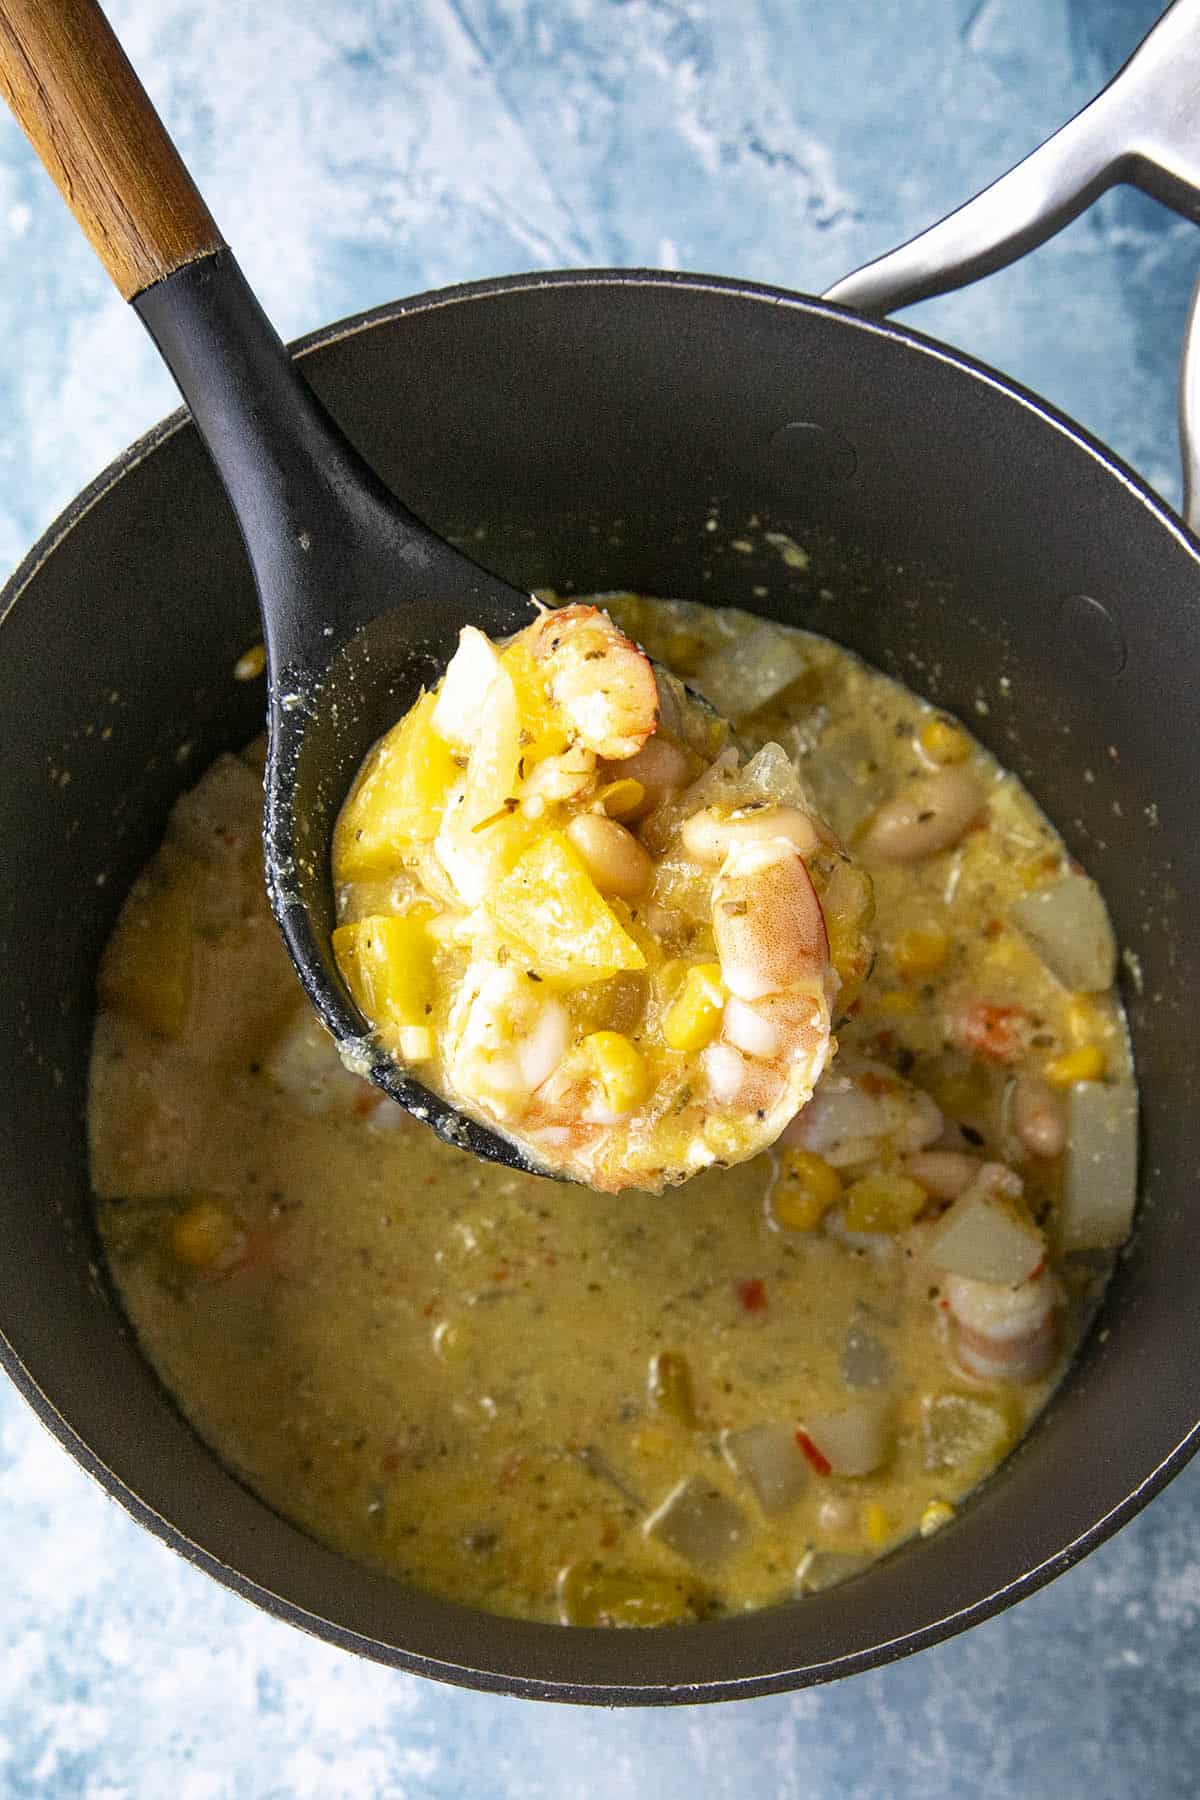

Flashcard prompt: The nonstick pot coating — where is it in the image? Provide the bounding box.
[1,271,1197,1703]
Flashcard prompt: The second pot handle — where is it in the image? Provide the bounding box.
[825,0,1200,534]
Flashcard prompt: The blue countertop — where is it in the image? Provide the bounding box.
[2,1,1198,1793]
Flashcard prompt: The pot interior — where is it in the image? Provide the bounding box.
[1,273,1197,1700]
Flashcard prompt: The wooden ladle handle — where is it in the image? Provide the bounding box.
[0,0,223,299]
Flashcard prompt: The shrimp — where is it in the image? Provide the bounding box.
[942,1266,1060,1384]
[701,840,836,1131]
[781,1059,943,1167]
[526,604,659,761]
[520,837,837,1190]
[444,964,571,1121]
[712,838,829,1001]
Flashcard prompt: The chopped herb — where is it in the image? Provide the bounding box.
[471,799,519,832]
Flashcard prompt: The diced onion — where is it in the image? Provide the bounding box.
[801,1400,894,1477]
[926,1166,1044,1284]
[795,1549,872,1595]
[840,1323,895,1390]
[643,1476,749,1568]
[721,1423,807,1515]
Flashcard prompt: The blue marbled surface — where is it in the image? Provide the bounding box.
[2,0,1199,1793]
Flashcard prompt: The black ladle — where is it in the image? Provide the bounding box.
[0,0,543,1169]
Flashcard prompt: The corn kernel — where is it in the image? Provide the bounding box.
[919,1499,956,1538]
[1044,1043,1106,1086]
[171,1199,237,1269]
[599,778,646,820]
[704,1118,743,1159]
[632,1427,671,1458]
[919,717,971,765]
[1066,994,1104,1046]
[893,924,949,980]
[583,1031,650,1114]
[864,1502,892,1547]
[876,989,918,1014]
[843,1171,928,1233]
[233,642,266,681]
[772,1150,843,1232]
[663,963,726,1051]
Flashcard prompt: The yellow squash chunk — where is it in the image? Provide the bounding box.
[501,642,571,766]
[332,915,435,1033]
[333,692,459,878]
[436,800,538,907]
[485,832,646,981]
[557,1561,703,1627]
[98,875,194,1037]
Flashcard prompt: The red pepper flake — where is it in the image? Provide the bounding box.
[796,1430,832,1476]
[736,1277,768,1313]
[983,918,1003,939]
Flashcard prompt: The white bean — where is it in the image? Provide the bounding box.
[862,768,983,863]
[565,813,653,898]
[1011,1074,1067,1159]
[601,736,693,818]
[681,803,821,866]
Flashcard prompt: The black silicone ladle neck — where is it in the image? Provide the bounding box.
[137,249,543,1174]
[136,249,530,676]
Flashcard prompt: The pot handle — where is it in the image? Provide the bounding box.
[0,0,223,299]
[824,0,1200,534]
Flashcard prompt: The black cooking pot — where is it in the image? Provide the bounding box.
[2,12,1199,1707]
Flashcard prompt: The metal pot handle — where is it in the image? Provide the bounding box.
[824,0,1200,532]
